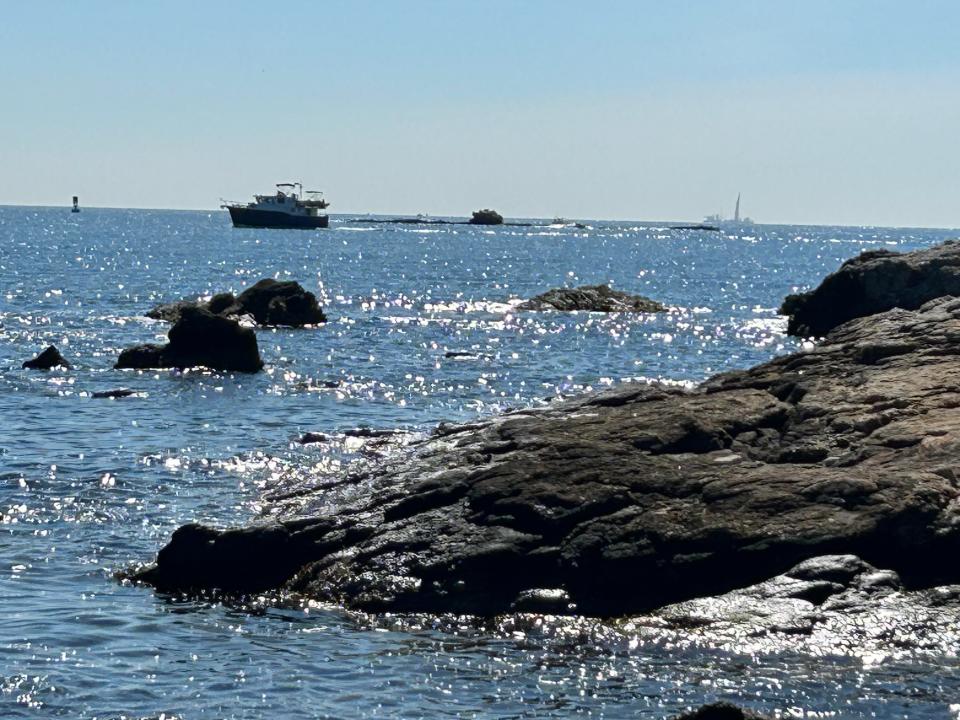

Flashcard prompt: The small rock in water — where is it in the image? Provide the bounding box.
[516,284,665,313]
[22,345,71,370]
[146,278,327,327]
[343,427,403,439]
[92,388,137,399]
[117,306,263,373]
[468,208,504,225]
[298,432,328,445]
[672,702,770,720]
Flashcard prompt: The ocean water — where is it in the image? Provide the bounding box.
[1,206,958,718]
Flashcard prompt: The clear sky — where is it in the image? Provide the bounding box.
[2,1,958,226]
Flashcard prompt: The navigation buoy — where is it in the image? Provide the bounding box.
[72,196,80,213]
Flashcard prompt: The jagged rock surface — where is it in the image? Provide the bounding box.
[117,306,263,373]
[22,345,70,370]
[147,279,326,326]
[781,240,960,337]
[516,284,666,312]
[135,293,960,615]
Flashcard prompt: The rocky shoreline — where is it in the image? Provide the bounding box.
[130,241,960,631]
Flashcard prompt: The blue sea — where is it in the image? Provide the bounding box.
[1,207,959,718]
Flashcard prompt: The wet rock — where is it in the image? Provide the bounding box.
[781,239,960,337]
[147,279,326,327]
[298,432,328,445]
[117,306,263,373]
[516,284,665,313]
[672,703,769,720]
[22,345,70,370]
[134,266,960,616]
[92,388,137,399]
[469,209,504,225]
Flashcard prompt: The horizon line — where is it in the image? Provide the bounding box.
[0,203,957,232]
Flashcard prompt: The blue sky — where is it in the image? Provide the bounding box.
[2,1,958,226]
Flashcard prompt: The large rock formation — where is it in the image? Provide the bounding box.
[516,284,666,312]
[147,278,326,327]
[117,306,263,373]
[781,240,960,337]
[134,290,960,614]
[22,345,71,370]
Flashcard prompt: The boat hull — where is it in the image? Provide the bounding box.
[227,206,329,229]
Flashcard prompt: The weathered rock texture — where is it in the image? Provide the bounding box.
[135,292,960,615]
[637,553,960,657]
[117,306,263,373]
[148,278,326,327]
[516,284,665,313]
[781,240,960,337]
[22,345,70,370]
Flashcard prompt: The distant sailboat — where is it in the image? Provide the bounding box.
[71,196,80,213]
[703,193,753,226]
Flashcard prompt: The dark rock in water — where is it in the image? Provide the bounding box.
[299,432,329,445]
[227,278,327,326]
[22,345,71,370]
[146,279,326,327]
[517,284,665,313]
[343,427,404,439]
[672,703,769,720]
[134,523,315,594]
[92,388,137,399]
[781,240,960,337]
[469,209,504,225]
[134,292,960,615]
[117,306,263,373]
[146,300,197,323]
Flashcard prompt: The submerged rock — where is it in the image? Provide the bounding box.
[117,306,263,373]
[22,345,70,370]
[147,279,326,327]
[781,240,960,337]
[92,388,137,399]
[672,703,769,720]
[134,291,960,614]
[516,284,665,313]
[469,209,504,225]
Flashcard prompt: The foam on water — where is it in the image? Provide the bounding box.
[2,207,959,717]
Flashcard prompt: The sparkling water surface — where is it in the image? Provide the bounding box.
[1,207,959,718]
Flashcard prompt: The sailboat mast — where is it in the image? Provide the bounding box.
[734,193,741,223]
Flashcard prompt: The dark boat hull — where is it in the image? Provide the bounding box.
[227,207,329,229]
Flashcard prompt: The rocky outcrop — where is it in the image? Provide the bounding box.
[781,240,960,337]
[469,209,504,225]
[134,292,960,615]
[117,306,263,373]
[147,279,326,327]
[516,284,665,312]
[22,345,70,370]
[634,553,960,658]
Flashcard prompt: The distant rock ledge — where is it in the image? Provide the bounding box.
[516,284,665,312]
[468,208,504,225]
